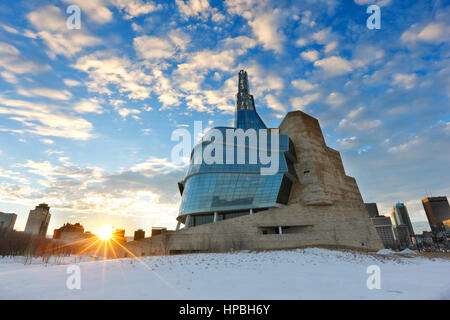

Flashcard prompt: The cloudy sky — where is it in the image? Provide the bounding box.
[0,0,448,236]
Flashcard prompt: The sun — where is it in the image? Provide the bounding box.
[96,227,112,240]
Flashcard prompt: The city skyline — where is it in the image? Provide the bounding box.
[0,0,449,236]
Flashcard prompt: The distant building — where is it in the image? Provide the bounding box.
[113,229,126,243]
[134,229,145,241]
[443,219,450,232]
[53,222,87,241]
[393,225,411,248]
[370,215,396,249]
[24,203,51,236]
[391,203,415,236]
[0,212,17,230]
[151,227,167,237]
[365,203,380,218]
[421,231,434,246]
[422,196,450,234]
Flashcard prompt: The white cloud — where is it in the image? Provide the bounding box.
[1,157,185,223]
[63,79,82,87]
[295,38,308,47]
[290,93,320,110]
[248,12,285,52]
[291,79,317,92]
[339,118,382,131]
[301,49,319,62]
[133,30,190,62]
[134,36,176,60]
[1,24,19,34]
[18,88,73,101]
[0,42,50,74]
[176,0,214,20]
[226,0,285,52]
[401,22,449,44]
[111,0,161,19]
[0,168,29,185]
[348,106,365,119]
[325,92,346,107]
[40,138,54,145]
[73,51,152,100]
[0,96,94,140]
[354,0,391,6]
[73,98,104,114]
[27,5,101,58]
[337,136,359,150]
[314,56,353,76]
[392,73,417,90]
[62,0,113,23]
[117,108,140,118]
[265,94,286,114]
[324,41,337,53]
[1,71,18,84]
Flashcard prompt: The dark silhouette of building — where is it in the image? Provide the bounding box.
[24,203,51,236]
[53,222,85,239]
[371,215,396,249]
[0,212,17,230]
[134,229,145,240]
[365,203,380,218]
[151,227,166,237]
[364,203,395,248]
[422,196,450,234]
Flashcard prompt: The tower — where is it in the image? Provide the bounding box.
[235,70,267,130]
[24,203,51,236]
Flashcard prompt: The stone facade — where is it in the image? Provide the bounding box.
[126,111,383,256]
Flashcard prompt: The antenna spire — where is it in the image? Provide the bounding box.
[236,70,255,111]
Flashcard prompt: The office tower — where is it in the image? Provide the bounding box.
[24,203,51,236]
[422,196,450,233]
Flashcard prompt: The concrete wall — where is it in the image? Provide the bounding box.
[127,111,383,256]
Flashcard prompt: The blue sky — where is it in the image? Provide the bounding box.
[0,0,448,236]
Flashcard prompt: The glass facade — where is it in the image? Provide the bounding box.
[177,70,298,227]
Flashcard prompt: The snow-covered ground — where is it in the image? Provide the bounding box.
[1,248,449,299]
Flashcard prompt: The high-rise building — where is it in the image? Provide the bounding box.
[390,203,415,248]
[24,203,51,236]
[0,212,17,230]
[391,203,415,236]
[422,196,450,234]
[370,215,396,249]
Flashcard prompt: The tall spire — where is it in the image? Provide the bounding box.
[236,70,255,111]
[235,70,267,130]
